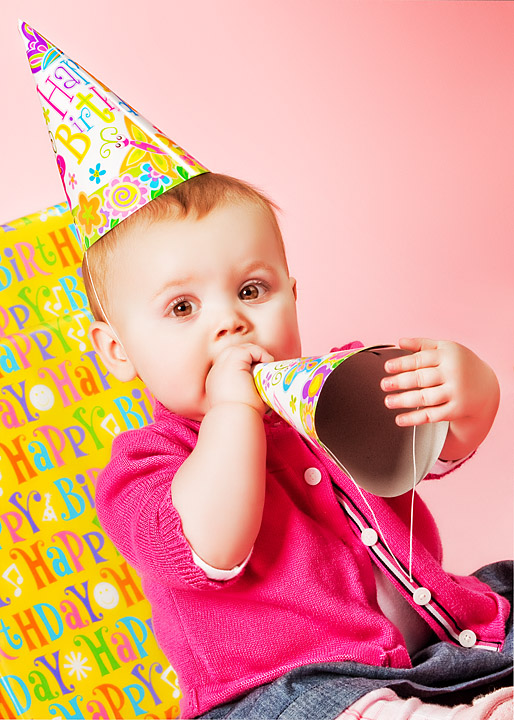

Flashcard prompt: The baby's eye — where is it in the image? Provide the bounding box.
[239,282,267,301]
[169,298,197,318]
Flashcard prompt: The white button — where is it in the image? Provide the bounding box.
[304,467,322,485]
[413,587,432,606]
[459,630,477,648]
[361,528,378,546]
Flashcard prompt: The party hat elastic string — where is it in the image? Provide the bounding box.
[408,419,417,581]
[83,250,126,349]
[344,422,418,583]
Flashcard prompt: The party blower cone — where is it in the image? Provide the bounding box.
[253,345,448,497]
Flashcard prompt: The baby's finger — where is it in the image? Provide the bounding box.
[244,344,274,365]
[394,403,450,427]
[381,366,442,393]
[384,348,440,375]
[398,337,439,353]
[384,384,449,411]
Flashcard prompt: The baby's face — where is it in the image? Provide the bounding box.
[108,201,302,420]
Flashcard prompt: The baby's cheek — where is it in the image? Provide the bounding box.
[280,322,302,358]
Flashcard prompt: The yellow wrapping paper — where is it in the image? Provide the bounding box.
[0,204,180,719]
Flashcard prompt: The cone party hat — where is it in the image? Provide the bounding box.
[19,21,209,251]
[253,345,448,497]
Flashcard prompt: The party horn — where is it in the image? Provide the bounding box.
[253,345,448,497]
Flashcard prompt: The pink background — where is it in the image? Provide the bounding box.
[1,1,512,574]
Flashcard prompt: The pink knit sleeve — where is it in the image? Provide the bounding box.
[95,422,241,591]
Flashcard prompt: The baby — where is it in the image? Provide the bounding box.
[87,172,512,719]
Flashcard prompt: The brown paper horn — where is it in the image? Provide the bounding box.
[253,345,448,497]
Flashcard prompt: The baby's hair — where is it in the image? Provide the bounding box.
[82,172,287,322]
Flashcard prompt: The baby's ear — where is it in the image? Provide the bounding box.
[88,321,137,382]
[290,277,298,300]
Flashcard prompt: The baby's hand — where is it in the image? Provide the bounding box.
[380,337,500,458]
[380,337,499,426]
[206,343,274,417]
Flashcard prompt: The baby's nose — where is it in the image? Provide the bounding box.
[215,309,249,340]
[216,318,247,339]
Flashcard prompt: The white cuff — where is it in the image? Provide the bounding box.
[429,450,474,477]
[190,546,253,580]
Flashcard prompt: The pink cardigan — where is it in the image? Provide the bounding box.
[95,398,510,718]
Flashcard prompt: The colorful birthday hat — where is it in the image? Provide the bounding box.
[19,21,209,251]
[253,345,449,497]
